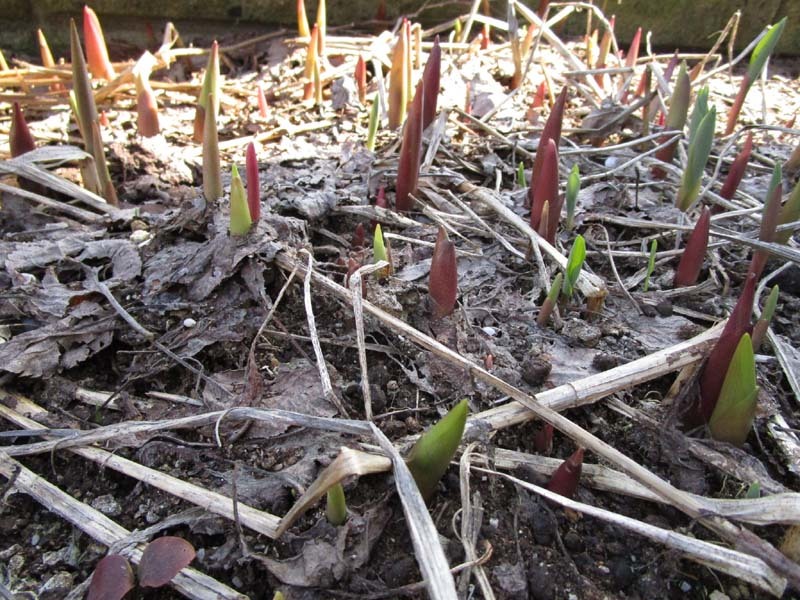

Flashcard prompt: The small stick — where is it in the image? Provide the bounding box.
[300,250,350,418]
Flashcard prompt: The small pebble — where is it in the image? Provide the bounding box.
[38,571,74,599]
[609,557,635,590]
[90,494,122,517]
[130,229,152,244]
[655,299,673,316]
[521,356,552,387]
[563,531,584,552]
[183,318,197,328]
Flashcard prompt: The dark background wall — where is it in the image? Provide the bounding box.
[1,1,797,58]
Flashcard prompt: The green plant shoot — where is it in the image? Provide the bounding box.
[725,18,787,135]
[517,161,526,188]
[406,399,468,499]
[561,235,586,298]
[777,178,800,244]
[565,164,580,230]
[643,239,657,292]
[688,86,709,140]
[708,333,758,446]
[325,482,347,526]
[202,93,222,202]
[747,18,787,84]
[229,164,252,235]
[366,97,379,151]
[752,284,779,349]
[537,272,562,327]
[677,106,716,211]
[745,482,761,499]
[373,223,388,264]
[761,284,780,324]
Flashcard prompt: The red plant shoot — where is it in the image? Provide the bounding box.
[547,447,584,499]
[246,141,260,223]
[135,72,160,137]
[304,25,319,101]
[257,84,268,118]
[429,226,458,318]
[624,27,642,68]
[83,5,115,80]
[355,54,367,105]
[534,422,554,454]
[696,272,757,424]
[719,133,753,200]
[529,87,567,209]
[352,223,366,249]
[10,102,35,157]
[530,138,559,243]
[421,36,441,131]
[346,257,367,298]
[395,79,424,212]
[532,81,546,109]
[674,208,710,287]
[480,24,490,50]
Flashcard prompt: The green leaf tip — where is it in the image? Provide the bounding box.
[677,105,716,211]
[406,399,468,499]
[709,333,758,446]
[562,235,586,298]
[747,17,787,84]
[373,223,387,263]
[325,482,347,526]
[644,239,657,292]
[565,164,580,230]
[366,96,380,151]
[229,163,252,235]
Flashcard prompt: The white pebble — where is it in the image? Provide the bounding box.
[183,318,197,328]
[130,229,152,244]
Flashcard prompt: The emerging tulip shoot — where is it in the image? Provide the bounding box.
[395,79,424,212]
[547,447,584,499]
[725,18,786,135]
[202,94,222,202]
[406,399,468,499]
[708,333,758,446]
[674,208,710,287]
[194,41,220,143]
[10,102,35,157]
[326,482,347,526]
[83,6,115,81]
[229,164,252,235]
[429,226,458,319]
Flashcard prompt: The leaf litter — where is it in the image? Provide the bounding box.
[0,4,799,600]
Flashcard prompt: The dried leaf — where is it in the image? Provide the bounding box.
[138,536,196,588]
[87,554,135,600]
